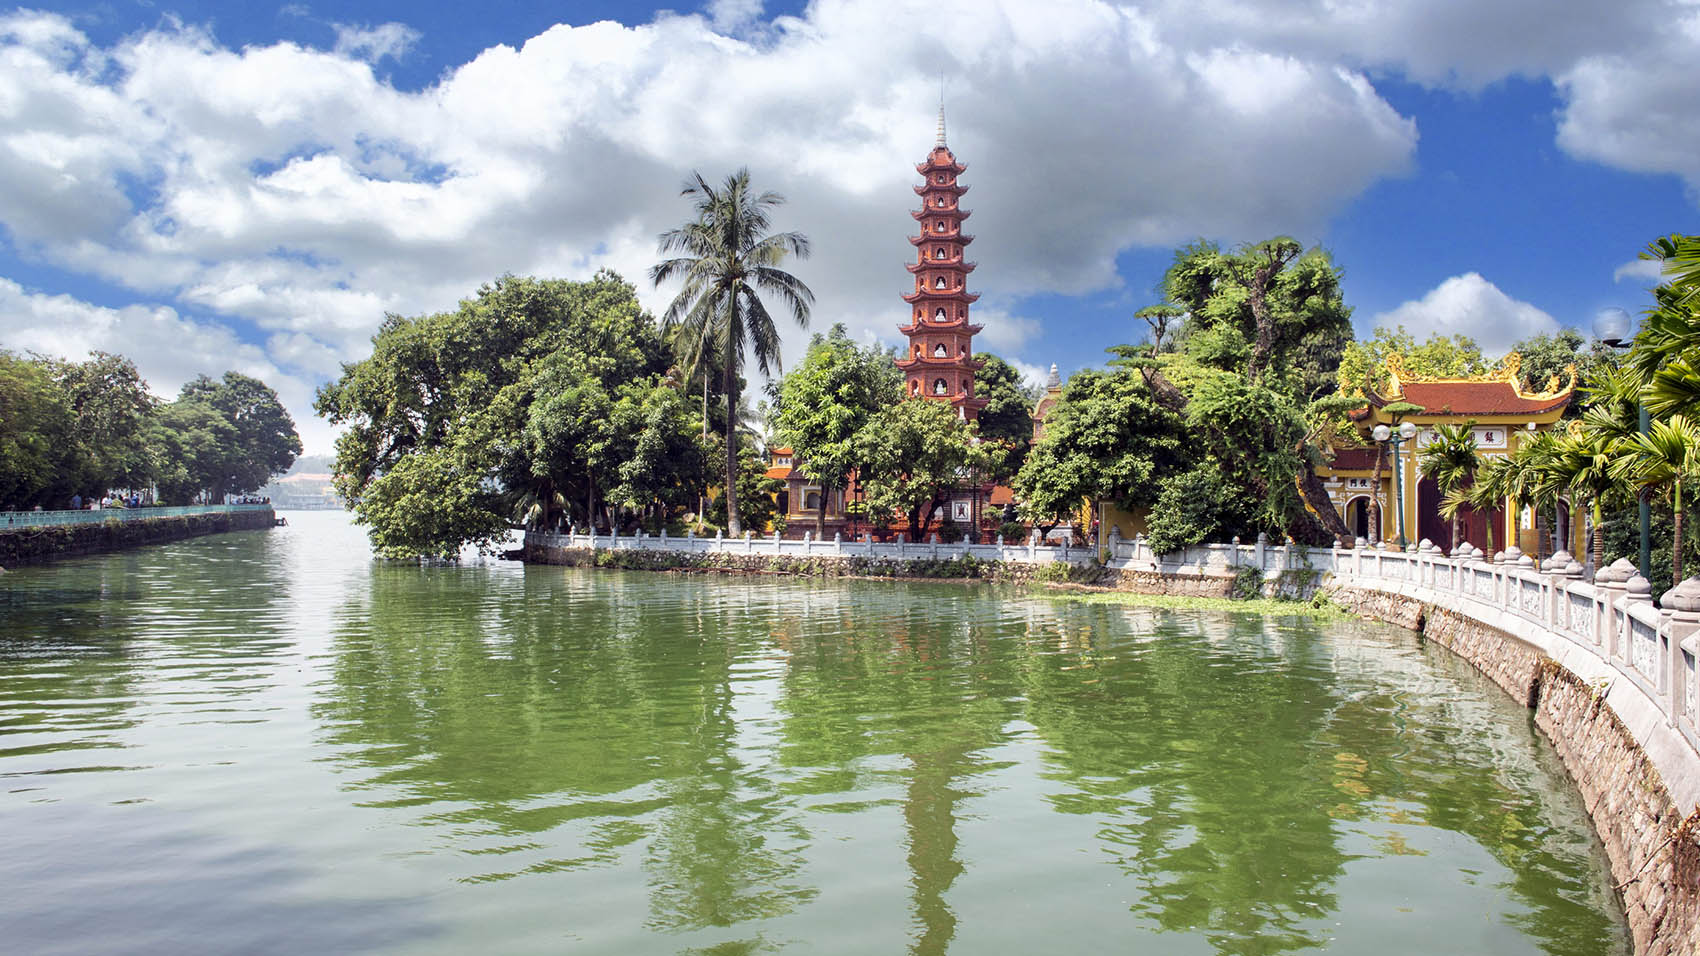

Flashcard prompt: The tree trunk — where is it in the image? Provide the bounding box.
[723,358,742,536]
[816,483,829,539]
[1293,458,1350,541]
[1368,445,1385,544]
[1674,481,1685,587]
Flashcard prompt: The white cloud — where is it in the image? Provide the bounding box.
[0,2,1427,428]
[13,0,1700,455]
[1554,10,1700,199]
[706,0,765,34]
[1613,257,1666,284]
[332,22,420,63]
[1368,273,1560,355]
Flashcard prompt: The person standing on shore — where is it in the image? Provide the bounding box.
[70,494,81,510]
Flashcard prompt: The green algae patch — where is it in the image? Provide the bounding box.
[1032,582,1350,621]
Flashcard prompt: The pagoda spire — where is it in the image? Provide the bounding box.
[896,116,987,421]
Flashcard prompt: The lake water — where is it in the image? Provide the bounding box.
[0,511,1629,954]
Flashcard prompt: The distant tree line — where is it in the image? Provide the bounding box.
[0,350,302,509]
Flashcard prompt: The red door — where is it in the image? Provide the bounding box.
[1417,476,1503,553]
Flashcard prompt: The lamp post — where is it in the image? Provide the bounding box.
[1595,307,1651,580]
[1373,419,1419,548]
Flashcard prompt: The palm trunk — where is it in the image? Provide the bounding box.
[1591,500,1605,575]
[698,373,709,531]
[1674,481,1685,586]
[723,358,742,536]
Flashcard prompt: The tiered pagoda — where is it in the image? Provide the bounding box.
[895,110,988,420]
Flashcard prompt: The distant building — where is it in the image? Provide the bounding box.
[1316,352,1579,553]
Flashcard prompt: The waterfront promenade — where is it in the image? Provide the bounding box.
[2,504,275,529]
[0,504,277,566]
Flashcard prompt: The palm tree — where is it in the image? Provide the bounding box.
[1613,415,1700,585]
[1417,421,1480,551]
[1463,455,1515,554]
[1552,425,1623,573]
[651,169,813,535]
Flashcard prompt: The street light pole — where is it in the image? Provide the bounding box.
[1373,420,1419,548]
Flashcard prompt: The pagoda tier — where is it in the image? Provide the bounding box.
[897,320,983,336]
[916,157,966,175]
[895,354,987,372]
[913,182,968,197]
[906,259,977,274]
[909,233,975,246]
[897,130,988,421]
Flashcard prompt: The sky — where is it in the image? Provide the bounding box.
[1,0,1697,456]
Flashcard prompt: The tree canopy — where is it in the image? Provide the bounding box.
[772,324,900,536]
[0,349,299,509]
[316,271,713,557]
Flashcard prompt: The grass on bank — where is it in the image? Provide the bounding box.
[1032,583,1351,621]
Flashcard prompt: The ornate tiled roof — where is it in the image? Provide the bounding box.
[1350,351,1576,419]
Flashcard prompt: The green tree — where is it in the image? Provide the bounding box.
[858,398,989,540]
[1614,415,1700,585]
[1336,325,1488,399]
[178,371,302,498]
[972,353,1038,483]
[706,446,783,533]
[772,324,900,537]
[318,272,672,555]
[47,351,157,495]
[1163,238,1353,397]
[651,169,813,536]
[609,381,713,528]
[1185,372,1310,539]
[148,397,238,505]
[1012,353,1188,537]
[0,351,75,508]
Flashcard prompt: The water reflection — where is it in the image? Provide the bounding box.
[310,566,1630,954]
[1,517,1631,955]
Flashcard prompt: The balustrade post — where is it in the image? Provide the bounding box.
[1594,559,1634,653]
[1658,579,1700,716]
[1623,575,1654,670]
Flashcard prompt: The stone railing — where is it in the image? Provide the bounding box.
[524,528,1093,565]
[1324,541,1700,813]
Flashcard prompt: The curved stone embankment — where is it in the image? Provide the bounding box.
[0,508,276,567]
[1330,585,1700,955]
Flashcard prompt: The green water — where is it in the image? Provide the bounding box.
[0,512,1629,954]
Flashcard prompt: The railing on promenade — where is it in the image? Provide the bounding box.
[524,527,1090,566]
[1322,540,1700,803]
[0,504,273,530]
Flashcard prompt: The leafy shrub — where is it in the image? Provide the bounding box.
[1231,564,1263,600]
[997,520,1027,543]
[1145,467,1231,555]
